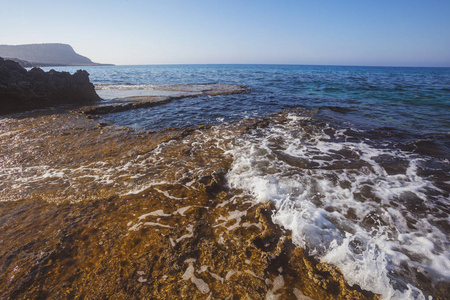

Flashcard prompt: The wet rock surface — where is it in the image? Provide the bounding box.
[0,57,100,115]
[81,84,249,115]
[0,107,381,299]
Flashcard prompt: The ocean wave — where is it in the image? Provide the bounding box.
[226,111,449,299]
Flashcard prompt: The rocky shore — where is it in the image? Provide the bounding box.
[0,57,100,115]
[0,105,381,299]
[81,84,249,115]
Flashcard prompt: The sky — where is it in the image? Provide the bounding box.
[1,0,449,67]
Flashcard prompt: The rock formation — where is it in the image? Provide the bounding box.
[0,43,108,66]
[0,57,101,115]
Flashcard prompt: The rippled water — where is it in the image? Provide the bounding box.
[44,64,450,135]
[37,65,450,299]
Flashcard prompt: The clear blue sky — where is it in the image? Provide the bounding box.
[1,0,449,66]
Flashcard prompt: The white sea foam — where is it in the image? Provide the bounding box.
[1,125,222,202]
[293,288,314,300]
[226,114,449,299]
[138,210,172,220]
[182,259,210,294]
[214,210,247,231]
[209,271,224,283]
[176,224,194,243]
[175,206,193,216]
[154,188,185,200]
[143,222,171,228]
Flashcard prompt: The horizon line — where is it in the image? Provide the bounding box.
[95,62,450,69]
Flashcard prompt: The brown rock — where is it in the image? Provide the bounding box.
[0,108,383,299]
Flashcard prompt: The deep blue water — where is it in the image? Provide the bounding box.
[45,64,450,136]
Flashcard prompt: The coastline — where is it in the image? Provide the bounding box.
[0,107,380,299]
[1,64,448,299]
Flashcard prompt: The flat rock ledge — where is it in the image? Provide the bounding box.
[80,83,249,115]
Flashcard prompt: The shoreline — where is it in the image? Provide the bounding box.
[0,107,380,299]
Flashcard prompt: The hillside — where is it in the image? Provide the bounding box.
[0,43,109,67]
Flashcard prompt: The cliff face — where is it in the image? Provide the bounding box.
[0,43,104,66]
[0,57,100,115]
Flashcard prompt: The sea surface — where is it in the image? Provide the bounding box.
[42,64,450,299]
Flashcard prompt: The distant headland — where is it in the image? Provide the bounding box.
[0,43,113,67]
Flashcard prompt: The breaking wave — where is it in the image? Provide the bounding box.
[226,111,450,299]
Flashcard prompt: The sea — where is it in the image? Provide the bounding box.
[42,64,449,299]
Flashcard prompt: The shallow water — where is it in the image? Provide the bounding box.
[17,64,450,298]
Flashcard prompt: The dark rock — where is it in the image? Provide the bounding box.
[3,57,36,68]
[0,57,100,115]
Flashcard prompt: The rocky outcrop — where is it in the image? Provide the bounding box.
[0,57,101,115]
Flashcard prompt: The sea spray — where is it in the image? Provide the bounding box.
[226,111,449,299]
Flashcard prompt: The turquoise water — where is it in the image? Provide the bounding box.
[43,64,450,299]
[45,64,450,135]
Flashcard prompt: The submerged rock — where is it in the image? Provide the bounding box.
[0,107,382,299]
[0,57,100,115]
[80,83,249,115]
